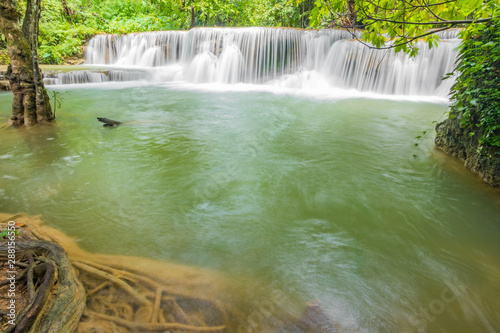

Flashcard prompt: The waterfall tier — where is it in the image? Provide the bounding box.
[43,70,150,85]
[85,28,460,97]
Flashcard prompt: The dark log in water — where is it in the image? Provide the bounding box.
[97,117,122,127]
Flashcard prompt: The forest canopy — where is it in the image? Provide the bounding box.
[0,0,498,64]
[1,0,314,64]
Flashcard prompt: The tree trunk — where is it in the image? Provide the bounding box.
[0,0,53,126]
[61,0,73,24]
[347,0,357,27]
[23,0,53,123]
[190,6,195,28]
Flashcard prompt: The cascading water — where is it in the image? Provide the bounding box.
[43,69,150,85]
[83,28,460,97]
[86,31,187,67]
[322,39,458,96]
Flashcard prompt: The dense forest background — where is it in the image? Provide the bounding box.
[0,0,317,64]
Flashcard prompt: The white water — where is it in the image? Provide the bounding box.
[43,69,150,85]
[84,28,460,97]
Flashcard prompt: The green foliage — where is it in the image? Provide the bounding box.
[449,18,500,152]
[242,0,309,27]
[0,50,9,65]
[0,34,8,65]
[51,90,70,118]
[311,0,500,54]
[0,230,20,238]
[34,0,312,64]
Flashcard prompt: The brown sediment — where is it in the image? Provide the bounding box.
[0,213,339,332]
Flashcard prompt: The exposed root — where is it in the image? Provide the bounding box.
[85,310,226,332]
[26,252,35,302]
[73,258,230,332]
[0,214,239,332]
[72,261,151,306]
[1,213,339,332]
[0,240,85,333]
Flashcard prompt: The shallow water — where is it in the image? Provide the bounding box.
[1,85,499,332]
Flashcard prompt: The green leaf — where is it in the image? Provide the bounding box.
[0,230,19,238]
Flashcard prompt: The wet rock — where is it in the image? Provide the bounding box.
[435,114,500,188]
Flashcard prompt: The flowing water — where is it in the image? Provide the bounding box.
[82,28,460,97]
[1,27,500,332]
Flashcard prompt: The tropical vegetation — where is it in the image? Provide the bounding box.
[447,18,500,153]
[1,0,314,64]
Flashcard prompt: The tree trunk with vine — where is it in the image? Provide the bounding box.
[23,0,53,124]
[0,0,53,126]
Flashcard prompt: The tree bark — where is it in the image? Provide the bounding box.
[0,0,53,126]
[61,0,73,24]
[23,0,53,123]
[347,0,357,27]
[190,6,195,28]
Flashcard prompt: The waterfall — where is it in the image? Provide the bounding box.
[86,32,187,66]
[322,39,459,96]
[84,28,460,97]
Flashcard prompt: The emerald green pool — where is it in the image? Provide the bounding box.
[1,85,499,332]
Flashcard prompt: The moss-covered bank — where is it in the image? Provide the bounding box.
[435,20,500,188]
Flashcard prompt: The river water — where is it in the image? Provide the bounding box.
[1,82,499,331]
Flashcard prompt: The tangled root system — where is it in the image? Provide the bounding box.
[0,213,338,333]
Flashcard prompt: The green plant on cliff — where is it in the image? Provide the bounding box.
[449,18,500,154]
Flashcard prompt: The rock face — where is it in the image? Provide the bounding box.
[435,114,500,188]
[0,80,9,91]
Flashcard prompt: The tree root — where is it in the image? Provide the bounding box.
[71,261,151,306]
[1,236,234,333]
[0,240,85,333]
[1,214,337,332]
[73,258,231,332]
[3,213,246,332]
[84,310,226,332]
